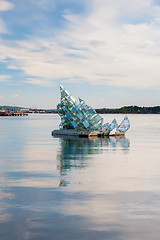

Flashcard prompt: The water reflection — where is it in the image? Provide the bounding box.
[0,189,14,223]
[56,136,130,186]
[1,114,160,240]
[105,136,130,150]
[57,137,102,175]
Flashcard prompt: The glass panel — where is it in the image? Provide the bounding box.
[72,107,77,113]
[88,108,96,115]
[71,121,77,128]
[83,120,89,129]
[65,112,71,120]
[92,114,103,123]
[62,106,67,111]
[70,96,76,103]
[77,104,82,110]
[65,90,70,95]
[84,112,89,116]
[77,113,83,120]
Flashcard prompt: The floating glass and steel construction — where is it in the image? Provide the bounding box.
[53,86,130,136]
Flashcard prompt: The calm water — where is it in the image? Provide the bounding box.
[0,114,160,240]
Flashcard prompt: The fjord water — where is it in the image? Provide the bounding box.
[0,114,160,240]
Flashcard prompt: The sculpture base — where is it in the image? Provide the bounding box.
[52,129,125,138]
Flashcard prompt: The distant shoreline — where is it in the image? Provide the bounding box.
[1,105,160,114]
[95,106,160,114]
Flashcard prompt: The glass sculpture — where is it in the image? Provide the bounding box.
[56,86,130,136]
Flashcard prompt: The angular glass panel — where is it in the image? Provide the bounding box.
[77,113,83,120]
[117,116,130,132]
[83,120,89,129]
[65,112,71,120]
[65,90,70,96]
[88,108,96,115]
[77,104,82,110]
[70,96,76,103]
[62,106,67,111]
[71,121,77,128]
[84,112,89,116]
[72,107,77,113]
[59,119,65,126]
[92,114,103,123]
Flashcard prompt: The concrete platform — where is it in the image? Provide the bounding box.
[52,129,88,137]
[52,129,124,138]
[52,129,101,137]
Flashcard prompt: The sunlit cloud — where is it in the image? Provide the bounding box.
[0,0,14,11]
[25,77,53,87]
[0,75,11,82]
[12,94,19,98]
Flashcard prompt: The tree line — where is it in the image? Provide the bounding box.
[96,106,160,114]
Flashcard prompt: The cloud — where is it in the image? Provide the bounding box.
[0,1,14,33]
[0,95,3,99]
[0,18,9,33]
[1,0,160,89]
[0,75,11,82]
[30,0,55,10]
[0,0,14,11]
[25,77,53,86]
[12,94,19,98]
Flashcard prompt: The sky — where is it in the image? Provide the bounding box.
[0,0,160,109]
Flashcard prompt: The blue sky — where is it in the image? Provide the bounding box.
[0,0,160,108]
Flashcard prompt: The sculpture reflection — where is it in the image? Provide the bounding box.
[56,136,130,187]
[57,137,102,175]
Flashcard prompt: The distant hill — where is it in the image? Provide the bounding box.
[1,105,160,114]
[96,106,160,114]
[0,106,58,113]
[0,106,29,111]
